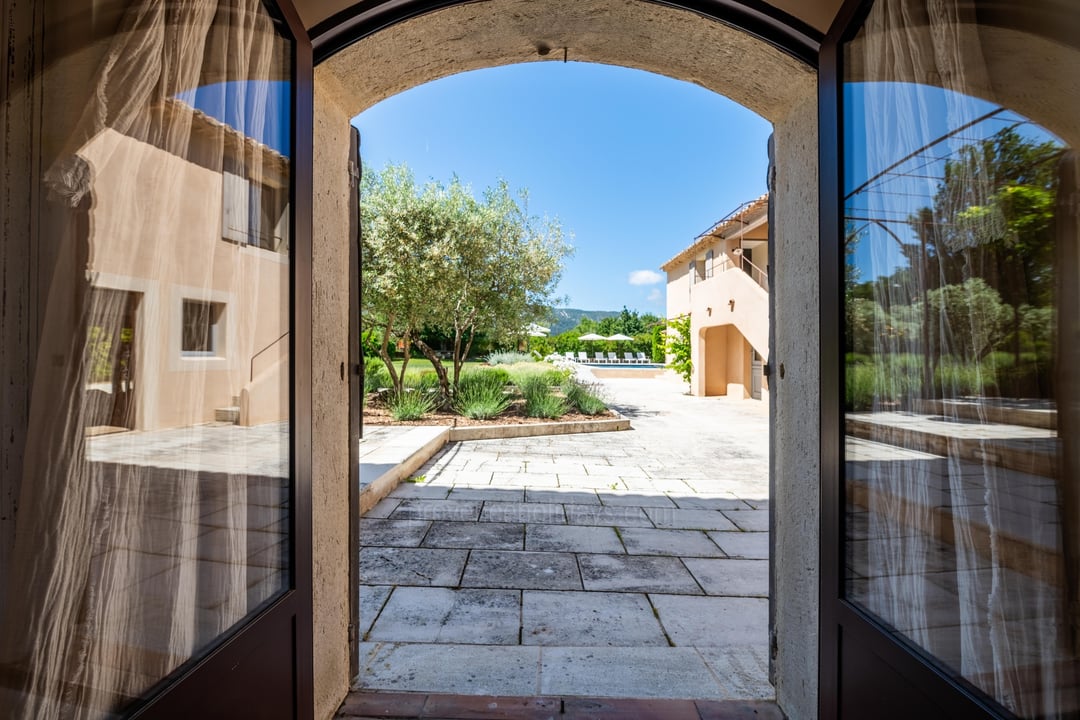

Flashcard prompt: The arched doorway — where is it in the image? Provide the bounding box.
[306,3,822,719]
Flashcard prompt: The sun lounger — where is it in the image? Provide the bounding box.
[635,352,649,364]
[607,352,618,363]
[578,351,589,362]
[594,351,606,364]
[565,351,576,361]
[624,352,636,363]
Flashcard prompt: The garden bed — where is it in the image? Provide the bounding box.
[363,396,615,428]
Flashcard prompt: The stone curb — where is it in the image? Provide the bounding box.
[360,428,450,515]
[359,413,630,514]
[448,412,630,441]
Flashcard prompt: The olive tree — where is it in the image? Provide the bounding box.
[362,163,572,397]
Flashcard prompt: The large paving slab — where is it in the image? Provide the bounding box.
[422,521,524,550]
[709,531,770,559]
[359,585,392,636]
[722,509,770,532]
[525,524,624,554]
[359,642,540,696]
[367,587,521,644]
[461,550,582,590]
[618,527,725,557]
[359,519,431,547]
[390,499,482,521]
[480,501,566,524]
[698,646,775,699]
[522,591,667,646]
[683,558,769,597]
[649,595,769,646]
[644,507,740,532]
[564,504,653,527]
[578,554,703,594]
[525,488,601,505]
[538,647,726,699]
[360,547,468,587]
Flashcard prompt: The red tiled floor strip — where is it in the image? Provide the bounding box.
[335,692,784,719]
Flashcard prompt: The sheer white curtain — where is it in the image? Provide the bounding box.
[0,1,289,717]
[847,0,1075,716]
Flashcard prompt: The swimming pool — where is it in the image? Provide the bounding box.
[582,363,664,369]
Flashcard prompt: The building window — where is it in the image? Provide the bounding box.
[181,300,224,355]
[223,171,290,253]
[689,261,696,287]
[705,249,714,278]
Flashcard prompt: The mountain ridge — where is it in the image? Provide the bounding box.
[544,307,620,335]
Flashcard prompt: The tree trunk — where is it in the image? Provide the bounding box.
[373,316,402,393]
[414,337,450,401]
[458,327,476,388]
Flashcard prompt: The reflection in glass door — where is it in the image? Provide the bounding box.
[0,0,298,717]
[838,1,1080,716]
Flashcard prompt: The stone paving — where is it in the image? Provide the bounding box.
[357,371,772,701]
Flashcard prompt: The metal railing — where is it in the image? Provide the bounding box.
[250,331,289,381]
[740,256,769,292]
[701,253,769,293]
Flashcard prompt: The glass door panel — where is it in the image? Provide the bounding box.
[841,1,1080,716]
[0,1,295,717]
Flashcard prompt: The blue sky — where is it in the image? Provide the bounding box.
[352,61,772,314]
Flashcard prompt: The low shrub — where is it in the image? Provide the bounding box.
[563,379,608,415]
[363,361,392,394]
[454,382,511,420]
[457,367,509,394]
[506,363,571,388]
[935,358,993,397]
[403,369,440,392]
[519,376,567,418]
[845,363,876,411]
[486,351,534,365]
[386,389,437,421]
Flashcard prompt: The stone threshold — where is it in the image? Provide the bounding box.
[360,414,630,515]
[336,691,784,719]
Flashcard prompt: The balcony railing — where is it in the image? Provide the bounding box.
[709,254,769,293]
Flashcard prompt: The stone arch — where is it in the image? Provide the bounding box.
[317,0,814,121]
[308,4,823,718]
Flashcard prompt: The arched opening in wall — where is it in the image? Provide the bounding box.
[350,60,775,702]
[313,0,816,703]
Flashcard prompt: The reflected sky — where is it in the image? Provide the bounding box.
[843,82,1062,282]
[176,80,291,156]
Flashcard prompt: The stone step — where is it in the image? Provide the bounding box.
[214,406,240,424]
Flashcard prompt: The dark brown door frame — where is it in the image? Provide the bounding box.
[308,0,823,65]
[348,124,363,682]
[131,0,315,716]
[818,1,1018,716]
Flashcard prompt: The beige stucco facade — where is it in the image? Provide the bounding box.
[663,195,770,399]
[80,112,291,432]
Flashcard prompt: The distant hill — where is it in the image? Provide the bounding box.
[545,308,620,335]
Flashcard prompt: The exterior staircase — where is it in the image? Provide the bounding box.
[214,395,241,424]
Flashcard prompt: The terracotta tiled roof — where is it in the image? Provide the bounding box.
[660,192,769,271]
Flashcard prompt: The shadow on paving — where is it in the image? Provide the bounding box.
[354,374,773,703]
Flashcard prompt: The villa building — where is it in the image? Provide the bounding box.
[662,194,770,399]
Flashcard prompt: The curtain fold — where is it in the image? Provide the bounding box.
[846,0,1076,716]
[0,1,290,717]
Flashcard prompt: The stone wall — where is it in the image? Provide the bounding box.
[311,70,354,720]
